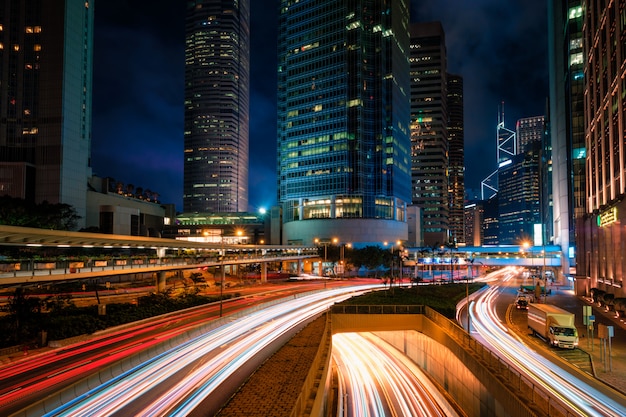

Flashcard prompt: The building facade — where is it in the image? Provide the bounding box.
[0,0,93,229]
[517,115,551,245]
[184,0,250,213]
[497,142,542,245]
[447,74,465,245]
[517,116,545,154]
[409,22,450,247]
[548,0,586,278]
[576,0,626,297]
[464,201,484,247]
[276,0,412,246]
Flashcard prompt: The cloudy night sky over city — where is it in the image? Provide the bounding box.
[92,0,548,211]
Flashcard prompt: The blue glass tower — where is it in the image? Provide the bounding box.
[276,0,411,246]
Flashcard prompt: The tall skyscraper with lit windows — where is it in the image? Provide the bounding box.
[548,0,585,279]
[184,0,250,213]
[276,0,412,246]
[409,22,450,247]
[0,0,93,228]
[447,74,465,245]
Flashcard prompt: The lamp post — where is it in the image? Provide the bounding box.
[220,236,225,317]
[314,238,332,276]
[384,241,401,286]
[522,241,534,288]
[339,242,351,278]
[465,253,474,332]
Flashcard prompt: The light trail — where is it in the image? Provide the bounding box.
[333,332,459,417]
[469,271,626,417]
[41,285,382,417]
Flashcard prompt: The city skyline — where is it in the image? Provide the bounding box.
[93,0,548,211]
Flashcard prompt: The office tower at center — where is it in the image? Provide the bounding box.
[184,0,250,213]
[277,0,412,246]
[409,22,450,247]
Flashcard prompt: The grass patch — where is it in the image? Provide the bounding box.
[337,283,485,319]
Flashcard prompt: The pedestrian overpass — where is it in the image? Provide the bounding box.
[400,245,566,283]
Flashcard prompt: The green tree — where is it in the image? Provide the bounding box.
[7,287,43,341]
[348,246,386,276]
[0,196,80,230]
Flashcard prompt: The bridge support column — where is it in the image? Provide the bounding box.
[260,263,267,283]
[156,271,166,293]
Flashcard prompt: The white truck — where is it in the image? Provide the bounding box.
[527,303,579,349]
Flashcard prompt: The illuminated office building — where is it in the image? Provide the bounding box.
[576,0,626,297]
[548,1,586,278]
[276,0,412,246]
[184,0,250,213]
[447,74,465,245]
[0,1,93,228]
[517,116,545,154]
[497,141,542,245]
[409,22,450,247]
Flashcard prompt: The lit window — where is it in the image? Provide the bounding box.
[13,44,19,51]
[570,52,583,66]
[34,44,41,51]
[25,26,33,34]
[568,6,582,20]
[34,26,42,33]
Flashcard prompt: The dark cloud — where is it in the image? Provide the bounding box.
[92,0,548,210]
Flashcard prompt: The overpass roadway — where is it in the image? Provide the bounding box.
[0,255,313,286]
[0,225,317,286]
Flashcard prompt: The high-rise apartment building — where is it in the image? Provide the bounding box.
[576,0,626,297]
[0,1,93,228]
[276,0,412,246]
[548,0,585,277]
[184,0,250,213]
[410,22,449,247]
[447,74,465,245]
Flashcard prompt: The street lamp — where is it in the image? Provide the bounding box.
[384,241,401,286]
[339,242,351,278]
[220,236,225,317]
[314,238,329,276]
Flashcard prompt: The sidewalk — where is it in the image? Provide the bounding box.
[548,286,626,394]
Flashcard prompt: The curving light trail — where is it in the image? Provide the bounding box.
[42,285,382,417]
[469,270,626,417]
[333,332,459,417]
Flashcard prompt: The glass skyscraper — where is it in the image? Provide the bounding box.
[277,0,411,246]
[548,0,585,278]
[0,0,93,229]
[184,0,250,213]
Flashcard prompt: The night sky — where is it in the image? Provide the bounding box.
[92,0,547,212]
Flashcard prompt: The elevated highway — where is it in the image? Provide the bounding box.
[0,225,316,287]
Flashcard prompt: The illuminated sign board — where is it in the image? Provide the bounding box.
[597,207,617,227]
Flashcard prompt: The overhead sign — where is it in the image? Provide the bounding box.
[597,207,617,227]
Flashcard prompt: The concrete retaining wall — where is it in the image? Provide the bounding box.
[331,312,538,417]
